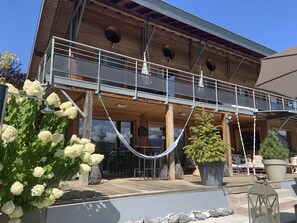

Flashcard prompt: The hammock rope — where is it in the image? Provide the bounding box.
[97,94,195,160]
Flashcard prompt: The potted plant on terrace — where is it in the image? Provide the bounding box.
[183,112,229,186]
[259,130,289,181]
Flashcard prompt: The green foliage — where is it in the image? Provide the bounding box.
[0,82,103,221]
[183,112,229,163]
[259,130,289,159]
[0,51,26,89]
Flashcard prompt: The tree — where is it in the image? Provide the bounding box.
[0,51,26,89]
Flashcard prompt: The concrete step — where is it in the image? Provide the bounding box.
[228,189,294,207]
[227,182,281,194]
[230,196,297,216]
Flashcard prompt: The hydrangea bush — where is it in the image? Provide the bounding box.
[0,80,103,223]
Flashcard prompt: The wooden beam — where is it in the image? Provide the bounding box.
[166,103,175,180]
[79,90,94,185]
[222,113,233,176]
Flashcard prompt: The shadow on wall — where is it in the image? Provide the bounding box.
[48,199,121,223]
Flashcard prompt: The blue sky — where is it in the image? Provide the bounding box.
[1,0,296,73]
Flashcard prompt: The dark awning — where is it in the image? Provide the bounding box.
[253,110,297,120]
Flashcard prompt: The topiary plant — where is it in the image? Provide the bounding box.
[183,112,229,163]
[259,130,289,159]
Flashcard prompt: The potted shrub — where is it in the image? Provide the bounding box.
[183,112,229,186]
[259,130,289,181]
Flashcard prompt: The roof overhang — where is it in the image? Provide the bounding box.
[29,0,276,78]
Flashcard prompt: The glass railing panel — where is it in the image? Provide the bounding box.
[53,54,98,80]
[101,65,135,87]
[255,98,269,111]
[217,90,236,106]
[175,81,192,98]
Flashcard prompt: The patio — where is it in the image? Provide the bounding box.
[57,173,297,205]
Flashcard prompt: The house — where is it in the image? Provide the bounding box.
[28,0,297,180]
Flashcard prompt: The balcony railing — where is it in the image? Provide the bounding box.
[38,36,296,115]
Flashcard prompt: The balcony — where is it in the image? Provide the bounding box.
[38,37,296,115]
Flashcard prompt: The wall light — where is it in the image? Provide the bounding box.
[116,103,126,108]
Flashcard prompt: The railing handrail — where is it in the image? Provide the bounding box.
[48,36,296,109]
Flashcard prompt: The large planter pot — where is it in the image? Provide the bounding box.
[197,161,225,186]
[0,208,47,223]
[262,159,287,181]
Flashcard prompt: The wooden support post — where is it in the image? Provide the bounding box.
[166,103,175,180]
[79,90,93,185]
[222,113,233,176]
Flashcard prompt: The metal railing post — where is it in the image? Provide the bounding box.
[68,43,72,77]
[268,95,272,111]
[192,75,195,107]
[215,81,218,111]
[253,90,256,111]
[49,37,55,85]
[96,50,101,94]
[134,60,138,99]
[37,65,41,83]
[235,86,238,114]
[282,97,285,110]
[165,68,169,104]
[43,53,47,85]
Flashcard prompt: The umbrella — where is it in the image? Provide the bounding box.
[255,45,297,99]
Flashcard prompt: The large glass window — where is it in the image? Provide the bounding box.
[275,130,292,150]
[79,119,133,174]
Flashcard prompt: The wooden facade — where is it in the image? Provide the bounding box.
[29,0,297,180]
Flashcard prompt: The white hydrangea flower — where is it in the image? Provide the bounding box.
[46,92,61,108]
[33,194,56,209]
[47,172,55,179]
[52,133,64,144]
[80,138,90,145]
[31,184,45,197]
[88,154,104,166]
[2,124,8,132]
[8,218,21,223]
[8,206,23,218]
[33,166,45,178]
[25,80,45,98]
[10,182,24,195]
[63,107,77,120]
[38,131,52,143]
[60,101,72,110]
[23,79,32,92]
[1,200,15,215]
[52,188,64,199]
[54,110,64,118]
[6,83,21,103]
[80,163,91,174]
[0,162,3,171]
[81,152,91,163]
[64,144,83,159]
[70,134,80,143]
[2,125,18,143]
[54,149,64,158]
[83,143,95,154]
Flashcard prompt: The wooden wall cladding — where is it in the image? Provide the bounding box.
[77,2,259,87]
